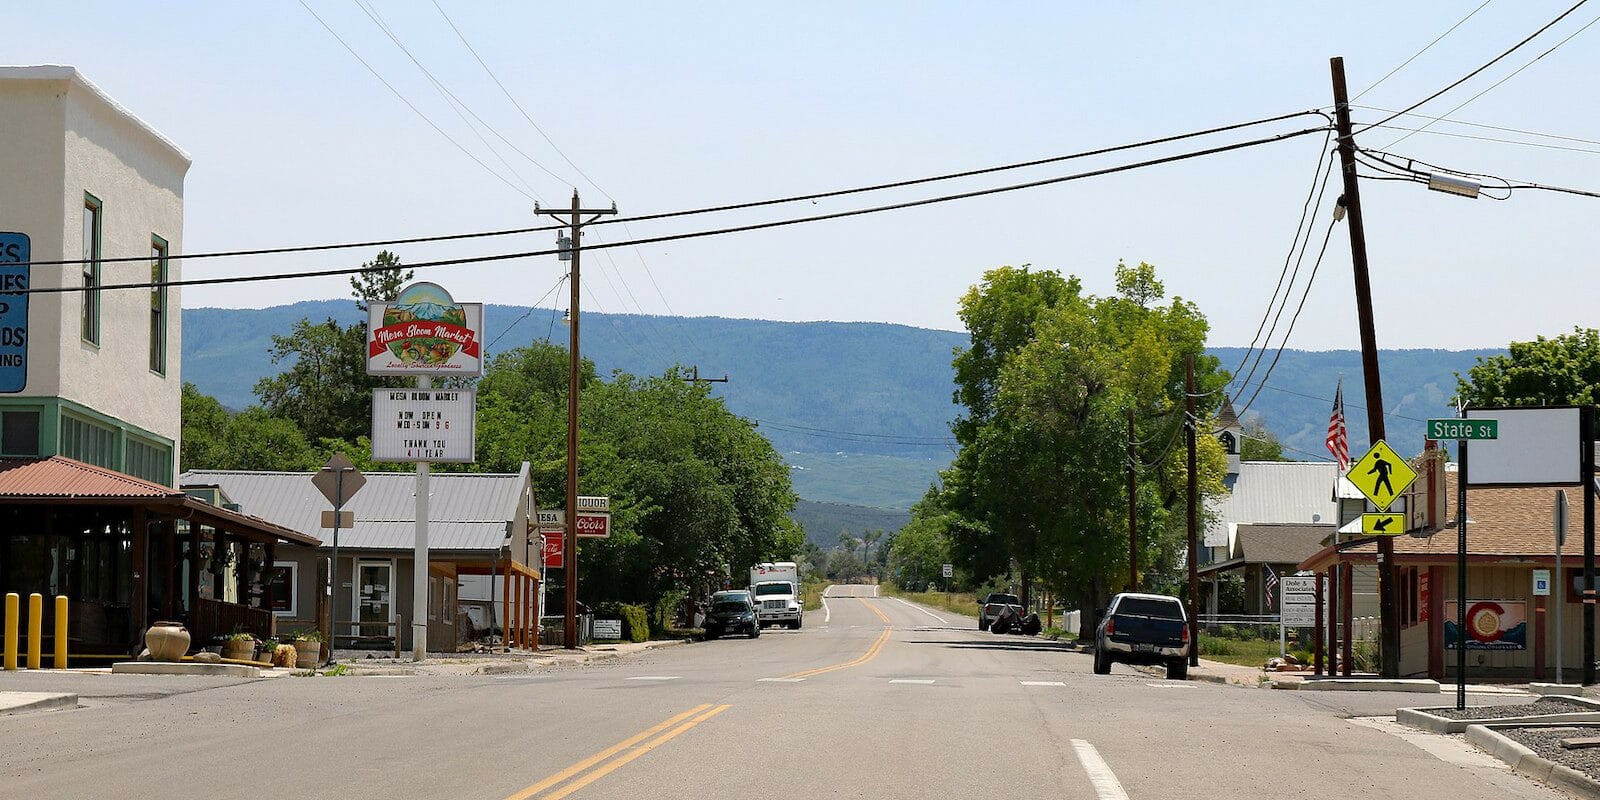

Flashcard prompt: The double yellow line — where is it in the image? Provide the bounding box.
[783,598,893,680]
[504,703,730,800]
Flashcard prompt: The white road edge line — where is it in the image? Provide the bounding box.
[873,584,879,597]
[822,597,831,623]
[892,597,947,624]
[1020,680,1066,686]
[757,677,804,683]
[625,676,680,681]
[888,679,935,684]
[1071,739,1130,800]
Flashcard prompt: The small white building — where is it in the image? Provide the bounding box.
[0,65,189,484]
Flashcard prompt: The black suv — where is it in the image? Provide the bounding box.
[703,591,761,640]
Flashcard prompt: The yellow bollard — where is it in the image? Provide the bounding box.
[3,593,17,671]
[54,595,68,669]
[26,593,41,669]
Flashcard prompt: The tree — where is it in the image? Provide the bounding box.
[1239,416,1288,462]
[1457,327,1600,406]
[180,383,319,472]
[349,250,414,314]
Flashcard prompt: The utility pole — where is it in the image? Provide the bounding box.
[1127,407,1138,593]
[1186,354,1200,667]
[1331,56,1400,678]
[682,366,728,385]
[535,190,618,649]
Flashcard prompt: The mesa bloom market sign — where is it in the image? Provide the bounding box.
[371,389,476,462]
[367,282,484,376]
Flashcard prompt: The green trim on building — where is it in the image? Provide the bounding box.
[0,396,174,485]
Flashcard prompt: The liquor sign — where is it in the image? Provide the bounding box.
[1444,600,1527,651]
[366,282,484,376]
[0,233,29,393]
[371,389,476,463]
[541,533,564,569]
[575,511,610,538]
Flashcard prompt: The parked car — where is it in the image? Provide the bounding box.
[703,591,761,640]
[978,592,1021,631]
[1092,592,1190,680]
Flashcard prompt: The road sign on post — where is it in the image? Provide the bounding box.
[1427,419,1498,440]
[1361,512,1406,535]
[942,564,953,579]
[1348,440,1417,511]
[312,454,365,663]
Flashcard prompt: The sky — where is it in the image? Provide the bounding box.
[9,2,1600,354]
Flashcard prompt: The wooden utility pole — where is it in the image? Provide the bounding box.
[536,190,617,649]
[1127,407,1138,592]
[1330,57,1400,678]
[682,366,728,385]
[1186,354,1199,667]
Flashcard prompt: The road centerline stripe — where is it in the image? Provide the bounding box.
[543,705,732,800]
[1072,739,1130,800]
[501,704,711,800]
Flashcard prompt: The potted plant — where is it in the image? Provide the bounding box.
[256,637,278,664]
[292,629,323,669]
[221,632,256,661]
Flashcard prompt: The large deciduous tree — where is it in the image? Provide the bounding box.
[1457,327,1600,406]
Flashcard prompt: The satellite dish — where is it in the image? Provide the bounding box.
[1312,513,1322,523]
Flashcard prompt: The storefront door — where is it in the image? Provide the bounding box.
[354,561,394,641]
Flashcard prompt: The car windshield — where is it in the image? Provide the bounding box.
[987,594,1020,605]
[754,583,790,596]
[713,601,750,613]
[1115,598,1184,619]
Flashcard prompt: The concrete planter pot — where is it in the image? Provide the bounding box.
[292,638,321,669]
[144,621,190,662]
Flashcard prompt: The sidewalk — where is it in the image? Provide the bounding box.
[336,638,693,676]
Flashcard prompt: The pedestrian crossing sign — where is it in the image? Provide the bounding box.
[1348,439,1416,511]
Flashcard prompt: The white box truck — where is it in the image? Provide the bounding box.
[749,562,803,629]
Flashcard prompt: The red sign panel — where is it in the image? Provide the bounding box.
[575,512,610,538]
[541,534,564,569]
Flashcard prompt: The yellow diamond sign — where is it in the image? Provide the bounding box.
[1348,439,1416,511]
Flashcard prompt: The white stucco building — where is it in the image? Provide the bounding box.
[0,65,189,484]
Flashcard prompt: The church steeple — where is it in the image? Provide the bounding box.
[1214,396,1244,486]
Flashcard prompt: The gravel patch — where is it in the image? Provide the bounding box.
[1431,697,1593,720]
[1502,725,1600,780]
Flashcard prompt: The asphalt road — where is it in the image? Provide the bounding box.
[0,584,1568,799]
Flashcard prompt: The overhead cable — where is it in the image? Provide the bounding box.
[1352,1,1495,100]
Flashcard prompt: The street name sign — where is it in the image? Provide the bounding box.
[1362,512,1406,536]
[1347,440,1416,511]
[575,512,611,538]
[1280,576,1318,627]
[371,389,476,463]
[1427,418,1498,440]
[320,510,355,529]
[312,453,366,507]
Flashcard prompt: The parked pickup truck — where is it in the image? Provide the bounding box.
[1093,592,1190,680]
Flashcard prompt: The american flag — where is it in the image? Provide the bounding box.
[1326,378,1350,472]
[1263,564,1279,611]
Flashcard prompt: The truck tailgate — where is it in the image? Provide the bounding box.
[1108,614,1186,647]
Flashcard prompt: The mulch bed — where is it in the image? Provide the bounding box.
[1430,697,1593,720]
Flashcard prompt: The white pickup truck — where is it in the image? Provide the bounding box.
[749,562,804,629]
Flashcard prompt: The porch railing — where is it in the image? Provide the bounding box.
[190,597,273,646]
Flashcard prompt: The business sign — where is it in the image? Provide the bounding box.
[1444,599,1527,651]
[593,619,623,639]
[535,509,565,531]
[0,233,29,393]
[1418,572,1430,622]
[1465,407,1581,486]
[1534,569,1552,597]
[576,495,610,513]
[1280,576,1318,627]
[541,533,564,569]
[371,389,476,462]
[575,511,610,538]
[366,282,483,376]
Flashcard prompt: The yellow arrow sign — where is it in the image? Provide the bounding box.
[1348,439,1417,511]
[1362,512,1406,536]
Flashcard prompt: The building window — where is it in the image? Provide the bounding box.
[150,236,167,374]
[125,435,172,486]
[0,410,41,457]
[81,195,102,345]
[60,413,118,470]
[269,561,298,616]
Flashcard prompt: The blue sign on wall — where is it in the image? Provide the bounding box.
[0,233,29,393]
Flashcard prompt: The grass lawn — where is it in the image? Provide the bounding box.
[1198,635,1283,668]
[801,581,827,611]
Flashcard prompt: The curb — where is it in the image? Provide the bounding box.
[0,692,79,716]
[1398,696,1600,734]
[1301,678,1439,693]
[1467,723,1600,799]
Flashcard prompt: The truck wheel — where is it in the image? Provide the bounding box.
[979,619,990,631]
[791,620,801,630]
[1093,650,1111,675]
[1167,659,1188,680]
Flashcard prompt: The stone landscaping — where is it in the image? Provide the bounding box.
[1431,697,1594,720]
[1503,725,1600,779]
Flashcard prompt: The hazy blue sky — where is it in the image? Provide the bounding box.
[10,2,1599,353]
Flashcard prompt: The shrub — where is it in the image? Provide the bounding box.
[1199,635,1239,656]
[619,604,649,643]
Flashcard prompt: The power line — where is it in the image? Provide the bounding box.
[15,124,1330,297]
[1353,0,1494,100]
[428,0,610,201]
[1381,9,1600,148]
[1352,104,1600,148]
[1359,146,1600,199]
[296,0,535,200]
[1356,0,1590,135]
[1365,124,1600,155]
[1236,217,1341,420]
[485,272,568,351]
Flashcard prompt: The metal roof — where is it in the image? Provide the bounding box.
[0,456,180,498]
[179,464,530,552]
[1206,461,1342,552]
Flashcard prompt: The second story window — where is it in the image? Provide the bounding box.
[81,194,101,345]
[150,237,168,374]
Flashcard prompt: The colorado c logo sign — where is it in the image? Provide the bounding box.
[1466,601,1506,643]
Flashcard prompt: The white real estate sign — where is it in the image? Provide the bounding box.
[1280,576,1318,627]
[371,389,476,463]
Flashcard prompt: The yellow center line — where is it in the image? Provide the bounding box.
[783,598,893,679]
[544,705,732,800]
[502,704,712,800]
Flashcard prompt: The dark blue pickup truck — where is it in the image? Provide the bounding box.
[1093,592,1190,680]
